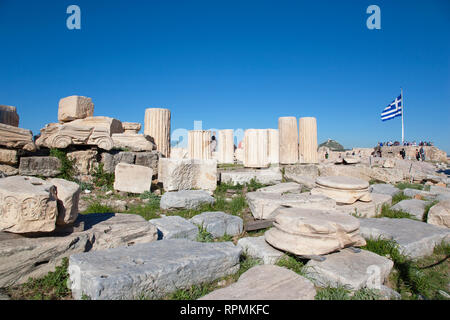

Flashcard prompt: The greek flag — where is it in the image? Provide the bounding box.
[381,94,402,121]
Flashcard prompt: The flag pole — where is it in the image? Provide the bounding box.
[401,87,404,144]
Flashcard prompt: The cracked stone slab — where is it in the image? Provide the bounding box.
[68,239,242,300]
[391,199,427,220]
[149,215,198,240]
[305,248,394,290]
[199,265,316,300]
[190,211,243,237]
[237,236,284,264]
[369,184,401,197]
[359,218,450,258]
[160,190,215,210]
[255,182,302,194]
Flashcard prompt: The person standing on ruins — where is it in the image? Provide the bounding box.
[210,134,217,153]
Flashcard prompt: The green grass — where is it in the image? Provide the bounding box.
[92,163,115,191]
[315,286,381,300]
[391,192,412,206]
[82,202,114,214]
[125,202,160,220]
[423,200,438,222]
[369,179,384,185]
[275,254,307,276]
[362,238,450,300]
[50,148,76,181]
[395,182,424,191]
[8,258,71,300]
[377,204,416,220]
[196,225,214,242]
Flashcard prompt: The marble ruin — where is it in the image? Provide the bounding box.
[278,117,298,164]
[0,123,36,151]
[188,130,211,160]
[311,176,372,204]
[0,105,19,127]
[244,129,269,168]
[58,96,94,123]
[267,128,279,164]
[144,108,171,157]
[218,129,234,164]
[299,117,318,164]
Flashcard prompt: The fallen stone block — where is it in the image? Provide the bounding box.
[0,164,18,176]
[160,190,215,210]
[58,95,94,122]
[337,193,392,218]
[113,163,153,194]
[0,105,19,127]
[220,169,282,186]
[68,239,242,300]
[403,188,435,200]
[49,178,80,225]
[427,200,450,228]
[190,211,243,237]
[200,265,316,300]
[311,176,371,204]
[0,123,36,151]
[158,158,217,192]
[391,199,427,220]
[359,218,450,258]
[18,156,61,177]
[0,148,17,165]
[369,184,401,197]
[0,176,58,233]
[237,236,284,264]
[149,215,198,240]
[305,248,394,290]
[67,149,98,176]
[112,133,155,152]
[246,191,336,220]
[256,182,302,194]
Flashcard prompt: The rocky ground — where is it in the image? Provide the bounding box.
[1,158,449,301]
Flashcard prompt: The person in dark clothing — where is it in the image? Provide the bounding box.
[419,147,425,161]
[415,149,420,161]
[400,148,406,160]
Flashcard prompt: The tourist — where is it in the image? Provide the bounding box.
[420,146,425,161]
[325,151,329,159]
[415,149,420,161]
[210,135,217,152]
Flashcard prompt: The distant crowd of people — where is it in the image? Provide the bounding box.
[373,145,427,161]
[377,141,433,147]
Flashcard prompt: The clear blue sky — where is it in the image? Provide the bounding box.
[1,0,449,152]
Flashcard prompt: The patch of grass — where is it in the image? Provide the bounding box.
[228,195,247,215]
[168,283,216,300]
[377,204,416,220]
[215,233,233,242]
[275,254,307,276]
[233,253,261,281]
[315,286,351,300]
[196,225,214,242]
[92,163,115,190]
[125,202,160,220]
[363,238,450,300]
[369,179,384,185]
[82,202,114,214]
[8,258,71,300]
[351,288,382,300]
[246,178,267,192]
[395,182,424,191]
[50,148,76,181]
[391,192,412,206]
[423,200,438,222]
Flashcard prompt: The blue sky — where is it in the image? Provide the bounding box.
[1,0,449,152]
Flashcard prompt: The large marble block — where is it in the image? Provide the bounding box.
[144,108,171,157]
[0,105,19,127]
[58,96,94,123]
[278,117,298,164]
[244,129,269,168]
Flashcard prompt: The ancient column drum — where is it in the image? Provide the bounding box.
[278,117,298,164]
[218,129,234,164]
[188,130,211,160]
[298,117,318,164]
[144,108,171,157]
[267,129,279,164]
[243,129,269,168]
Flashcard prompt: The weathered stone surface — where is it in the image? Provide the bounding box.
[305,248,394,290]
[58,95,94,122]
[318,164,404,184]
[0,148,17,165]
[68,239,242,300]
[337,193,392,218]
[0,213,158,287]
[284,164,319,179]
[134,151,159,173]
[122,122,141,134]
[403,188,434,200]
[149,215,199,240]
[391,199,427,220]
[0,123,36,151]
[114,163,153,194]
[343,157,360,164]
[265,207,366,256]
[170,147,188,159]
[160,190,215,210]
[256,182,302,194]
[0,176,58,233]
[383,158,395,168]
[369,184,401,197]
[267,129,279,164]
[359,218,450,258]
[311,176,371,204]
[188,130,212,160]
[278,117,298,164]
[158,158,217,192]
[49,178,80,225]
[200,265,316,300]
[190,212,243,237]
[430,185,450,196]
[67,149,98,176]
[112,133,155,152]
[0,105,19,127]
[427,200,450,228]
[298,117,318,164]
[246,191,336,220]
[221,169,282,186]
[18,156,61,177]
[244,129,269,168]
[36,116,123,150]
[237,236,284,264]
[144,108,171,157]
[218,129,234,164]
[382,146,447,163]
[0,164,18,176]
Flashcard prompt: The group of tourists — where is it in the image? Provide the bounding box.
[377,141,433,147]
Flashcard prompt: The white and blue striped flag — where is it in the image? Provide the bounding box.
[381,94,402,121]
